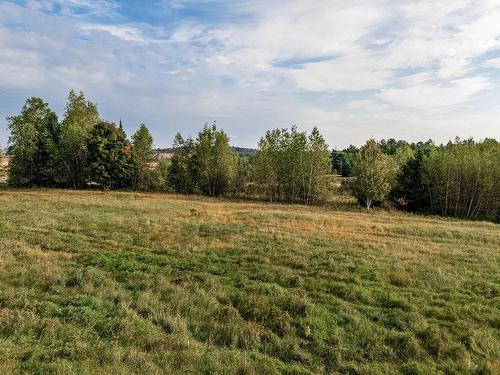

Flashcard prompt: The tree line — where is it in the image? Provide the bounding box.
[5,91,499,222]
[344,137,499,222]
[7,92,167,191]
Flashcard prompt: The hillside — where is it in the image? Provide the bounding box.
[0,190,498,374]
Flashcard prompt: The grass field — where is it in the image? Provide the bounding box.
[0,189,498,374]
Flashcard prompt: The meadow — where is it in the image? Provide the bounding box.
[0,189,498,374]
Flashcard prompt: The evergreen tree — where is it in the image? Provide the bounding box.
[391,141,434,211]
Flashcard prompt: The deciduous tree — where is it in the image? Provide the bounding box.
[421,138,499,221]
[87,121,136,189]
[7,97,60,186]
[132,123,157,189]
[351,139,398,209]
[167,133,197,194]
[305,127,331,204]
[58,90,100,188]
[255,126,331,203]
[194,123,236,196]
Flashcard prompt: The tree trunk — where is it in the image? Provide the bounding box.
[366,198,372,210]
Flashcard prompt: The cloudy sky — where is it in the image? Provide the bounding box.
[1,0,499,148]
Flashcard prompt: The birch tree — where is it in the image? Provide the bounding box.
[351,139,398,209]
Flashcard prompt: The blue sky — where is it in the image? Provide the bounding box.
[1,0,499,148]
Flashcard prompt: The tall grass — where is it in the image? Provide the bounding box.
[0,189,498,374]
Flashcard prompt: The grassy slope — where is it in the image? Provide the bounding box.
[0,189,498,374]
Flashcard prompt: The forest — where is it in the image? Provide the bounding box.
[4,90,500,222]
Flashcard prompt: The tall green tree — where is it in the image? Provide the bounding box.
[166,133,197,194]
[194,123,236,196]
[58,90,99,188]
[7,97,60,187]
[305,127,331,204]
[281,126,308,202]
[351,139,398,209]
[131,123,156,189]
[421,138,499,221]
[87,121,137,189]
[255,126,331,204]
[263,127,308,202]
[391,141,435,212]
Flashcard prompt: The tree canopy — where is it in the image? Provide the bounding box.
[350,139,398,209]
[7,97,59,187]
[87,121,137,189]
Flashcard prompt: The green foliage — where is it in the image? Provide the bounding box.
[57,90,100,188]
[391,139,500,222]
[379,138,410,155]
[305,127,332,203]
[87,121,137,189]
[167,133,197,194]
[194,123,236,196]
[338,138,414,181]
[393,144,416,166]
[254,126,331,204]
[231,155,253,196]
[331,145,358,177]
[167,123,237,196]
[350,139,398,209]
[7,97,60,187]
[254,129,281,201]
[132,123,157,190]
[421,138,500,221]
[391,141,435,212]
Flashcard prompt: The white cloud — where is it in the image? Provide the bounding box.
[377,77,491,111]
[0,0,499,148]
[288,50,391,91]
[240,0,386,61]
[81,24,146,42]
[383,0,500,78]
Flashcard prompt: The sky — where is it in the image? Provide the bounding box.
[1,0,499,149]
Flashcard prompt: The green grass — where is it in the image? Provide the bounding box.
[0,189,498,374]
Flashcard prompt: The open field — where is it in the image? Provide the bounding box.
[0,189,498,374]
